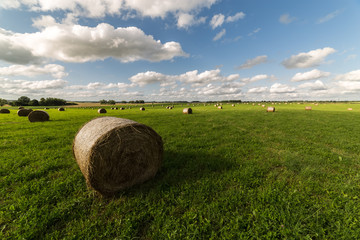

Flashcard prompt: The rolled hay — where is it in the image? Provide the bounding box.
[0,109,10,114]
[98,108,107,114]
[183,108,192,114]
[266,107,275,112]
[305,106,312,111]
[348,108,353,111]
[120,107,125,110]
[28,110,50,122]
[140,107,145,111]
[58,107,65,111]
[17,109,33,117]
[18,106,24,110]
[44,107,49,109]
[73,117,163,196]
[232,104,235,107]
[218,106,222,109]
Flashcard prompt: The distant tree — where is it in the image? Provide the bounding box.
[0,98,7,106]
[121,101,127,103]
[17,96,31,106]
[108,100,116,105]
[43,98,66,106]
[40,98,46,106]
[99,99,108,104]
[29,99,39,106]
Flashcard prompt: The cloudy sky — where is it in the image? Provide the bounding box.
[0,0,359,101]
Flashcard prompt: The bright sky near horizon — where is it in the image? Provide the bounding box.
[0,0,359,101]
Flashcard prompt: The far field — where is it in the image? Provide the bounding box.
[1,103,360,239]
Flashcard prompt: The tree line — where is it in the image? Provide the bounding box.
[0,96,68,106]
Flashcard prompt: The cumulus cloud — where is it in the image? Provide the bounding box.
[247,86,268,93]
[298,80,327,90]
[0,17,187,64]
[282,47,336,69]
[177,13,206,29]
[291,69,330,82]
[0,64,67,78]
[213,29,226,41]
[129,71,169,87]
[210,14,225,29]
[197,82,243,96]
[241,74,271,83]
[334,69,360,81]
[237,55,268,69]
[317,9,342,24]
[269,83,296,93]
[248,28,261,36]
[0,77,67,92]
[226,12,245,22]
[279,14,296,24]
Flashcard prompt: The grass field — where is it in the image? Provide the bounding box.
[1,103,360,239]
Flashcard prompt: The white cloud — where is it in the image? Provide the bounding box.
[226,12,245,22]
[0,64,67,78]
[210,14,225,29]
[0,77,67,90]
[129,71,169,87]
[247,86,268,93]
[282,47,336,69]
[291,69,330,82]
[213,29,226,41]
[197,82,243,96]
[279,14,296,24]
[177,13,206,29]
[241,74,270,83]
[237,55,268,69]
[317,9,342,24]
[336,81,360,92]
[248,28,261,36]
[298,80,327,90]
[334,69,360,81]
[0,17,188,64]
[269,83,296,93]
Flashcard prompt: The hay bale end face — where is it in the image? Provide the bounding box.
[183,108,192,114]
[140,107,145,111]
[0,109,10,114]
[58,107,65,111]
[305,106,312,110]
[348,108,353,111]
[218,106,222,109]
[267,107,275,112]
[98,108,107,114]
[28,110,50,122]
[73,117,163,196]
[17,109,33,117]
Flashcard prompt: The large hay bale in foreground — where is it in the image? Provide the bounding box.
[58,107,65,111]
[183,108,192,114]
[267,107,275,112]
[17,109,33,116]
[0,109,10,114]
[73,117,163,196]
[28,110,49,122]
[98,108,107,114]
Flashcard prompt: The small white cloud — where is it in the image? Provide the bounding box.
[247,87,268,93]
[291,69,330,82]
[0,64,67,78]
[210,14,225,29]
[213,29,226,41]
[248,28,261,36]
[317,9,342,24]
[177,13,206,29]
[298,80,327,90]
[226,12,245,22]
[237,55,268,69]
[282,47,336,69]
[279,14,296,24]
[241,74,270,83]
[270,83,296,93]
[334,69,360,81]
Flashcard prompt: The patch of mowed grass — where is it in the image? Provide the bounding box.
[1,103,360,239]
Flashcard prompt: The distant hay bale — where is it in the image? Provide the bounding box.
[140,107,145,111]
[17,109,33,116]
[183,108,192,114]
[169,107,173,109]
[28,110,50,122]
[266,107,275,112]
[44,107,49,109]
[348,108,353,111]
[18,106,24,110]
[0,109,10,114]
[73,117,163,196]
[120,107,125,110]
[98,108,107,114]
[218,106,222,109]
[58,107,65,111]
[262,105,265,108]
[305,106,312,110]
[232,104,235,107]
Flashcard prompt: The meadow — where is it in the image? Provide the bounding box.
[1,103,360,239]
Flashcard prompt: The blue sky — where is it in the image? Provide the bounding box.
[0,0,359,101]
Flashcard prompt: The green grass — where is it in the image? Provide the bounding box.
[1,103,360,239]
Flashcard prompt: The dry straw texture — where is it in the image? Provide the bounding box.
[0,109,10,114]
[267,107,275,112]
[17,109,33,116]
[98,108,107,114]
[28,110,50,122]
[305,106,312,110]
[58,107,65,111]
[183,108,192,114]
[73,117,163,196]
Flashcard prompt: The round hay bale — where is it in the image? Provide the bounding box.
[73,117,163,196]
[58,107,65,111]
[140,107,145,111]
[232,104,235,107]
[183,108,192,114]
[28,110,50,122]
[0,109,10,114]
[348,108,353,111]
[17,109,33,117]
[120,107,125,110]
[218,106,222,109]
[266,107,275,112]
[44,107,49,109]
[98,108,107,114]
[305,106,312,110]
[18,106,24,110]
